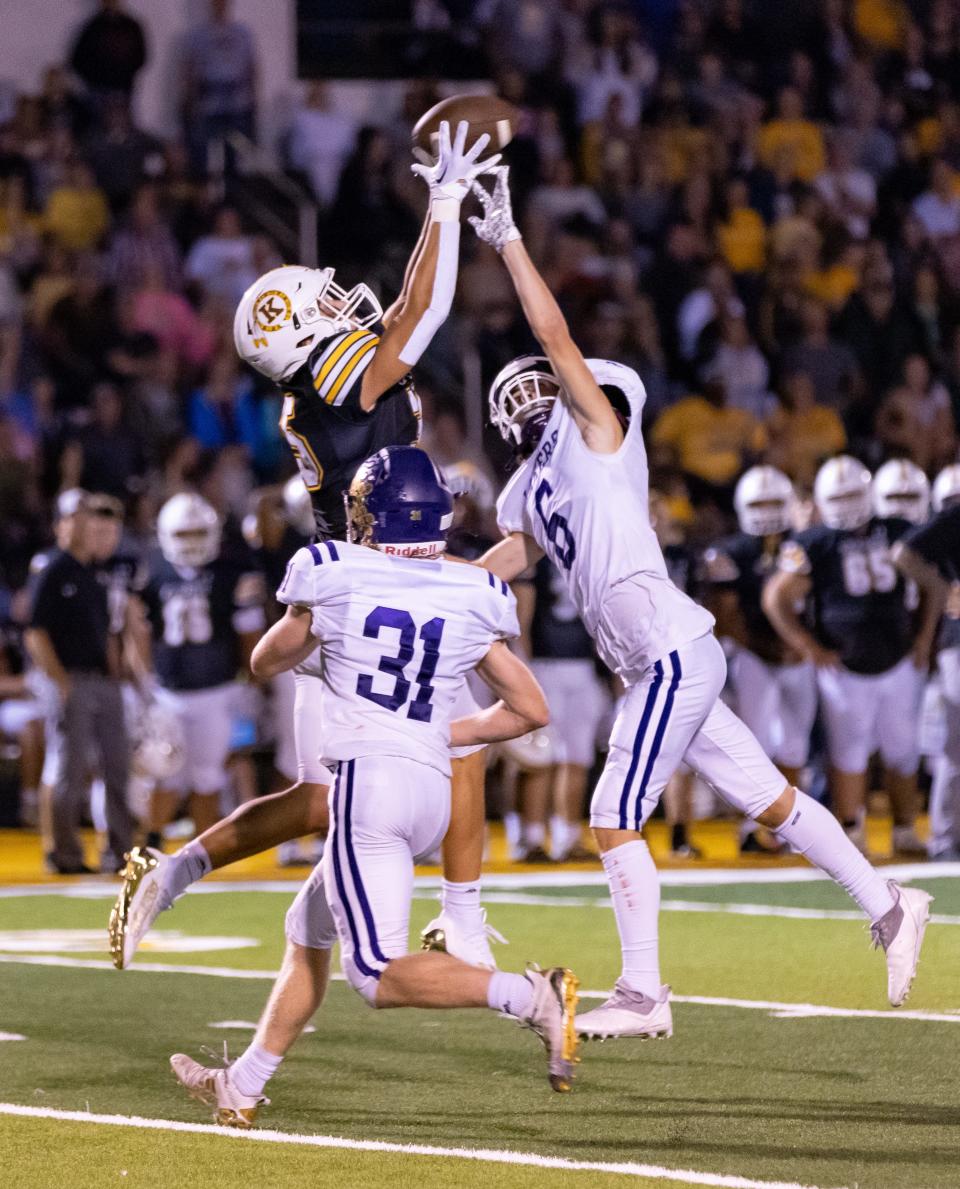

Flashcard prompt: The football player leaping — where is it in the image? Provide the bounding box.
[171,447,578,1123]
[110,123,506,971]
[465,167,931,1038]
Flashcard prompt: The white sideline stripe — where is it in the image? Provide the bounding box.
[1,860,957,899]
[3,953,958,1023]
[0,1103,845,1189]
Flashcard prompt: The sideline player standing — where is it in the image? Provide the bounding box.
[700,466,817,853]
[170,447,578,1123]
[763,456,937,855]
[111,123,504,968]
[465,167,931,1036]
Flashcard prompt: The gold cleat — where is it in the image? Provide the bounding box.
[107,846,161,970]
[519,964,580,1092]
[170,1054,267,1128]
[420,924,448,954]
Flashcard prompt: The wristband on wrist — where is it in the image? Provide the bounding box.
[430,195,461,222]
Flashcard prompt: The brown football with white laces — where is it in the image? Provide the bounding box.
[411,93,517,162]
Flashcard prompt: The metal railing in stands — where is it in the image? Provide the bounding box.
[207,132,318,267]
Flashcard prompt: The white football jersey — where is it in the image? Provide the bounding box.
[496,358,713,677]
[277,539,519,775]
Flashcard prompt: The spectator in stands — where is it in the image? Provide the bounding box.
[69,0,147,112]
[42,157,109,252]
[567,3,657,129]
[758,86,826,184]
[106,184,181,293]
[528,157,608,231]
[765,369,847,488]
[815,130,878,240]
[650,377,766,508]
[184,205,256,308]
[912,157,960,239]
[60,381,145,501]
[41,257,117,407]
[875,352,957,472]
[187,347,279,479]
[779,296,862,416]
[286,82,356,208]
[85,96,165,214]
[180,0,257,175]
[702,313,773,420]
[676,258,744,364]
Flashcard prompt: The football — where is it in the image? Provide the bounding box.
[411,92,517,162]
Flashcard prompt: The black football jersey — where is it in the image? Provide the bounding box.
[701,532,786,664]
[904,504,960,648]
[663,542,695,597]
[138,553,265,691]
[530,556,594,660]
[279,328,421,539]
[778,518,915,674]
[94,551,140,634]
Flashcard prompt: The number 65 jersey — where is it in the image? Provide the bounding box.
[277,541,519,776]
[496,358,713,678]
[777,516,916,674]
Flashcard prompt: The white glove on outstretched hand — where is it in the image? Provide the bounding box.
[412,120,502,219]
[468,166,522,252]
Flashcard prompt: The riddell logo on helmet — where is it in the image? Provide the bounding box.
[253,290,292,333]
[381,542,444,558]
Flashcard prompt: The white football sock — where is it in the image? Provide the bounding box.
[522,821,546,849]
[230,1042,283,1098]
[487,970,534,1018]
[601,839,662,998]
[550,815,579,860]
[160,840,212,911]
[773,791,896,922]
[441,879,483,931]
[503,811,522,858]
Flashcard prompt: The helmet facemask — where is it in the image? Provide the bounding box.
[489,363,561,451]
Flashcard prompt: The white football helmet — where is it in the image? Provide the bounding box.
[813,455,873,530]
[489,355,561,448]
[157,493,221,568]
[734,466,794,536]
[872,459,931,524]
[129,695,185,781]
[283,474,315,537]
[933,463,960,512]
[234,265,383,382]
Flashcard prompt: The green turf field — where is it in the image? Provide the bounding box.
[1,868,958,1189]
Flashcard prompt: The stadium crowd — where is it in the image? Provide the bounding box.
[2,0,960,868]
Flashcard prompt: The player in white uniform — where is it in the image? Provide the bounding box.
[466,167,932,1036]
[169,448,579,1123]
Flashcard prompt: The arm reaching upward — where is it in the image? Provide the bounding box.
[470,168,623,453]
[360,121,500,410]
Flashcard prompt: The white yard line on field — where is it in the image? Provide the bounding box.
[0,1102,847,1189]
[1,860,957,900]
[2,953,957,1023]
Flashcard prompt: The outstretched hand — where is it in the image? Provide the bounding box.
[468,166,522,252]
[411,120,502,203]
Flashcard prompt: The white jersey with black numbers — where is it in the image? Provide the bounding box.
[496,358,714,679]
[277,539,519,775]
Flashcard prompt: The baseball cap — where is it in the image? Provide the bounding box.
[54,488,90,520]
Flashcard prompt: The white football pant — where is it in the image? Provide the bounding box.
[728,649,817,770]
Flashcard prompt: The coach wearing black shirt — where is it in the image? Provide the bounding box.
[25,490,133,873]
[896,503,960,860]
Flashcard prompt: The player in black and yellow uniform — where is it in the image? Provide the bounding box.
[701,467,817,853]
[764,456,941,853]
[112,122,510,973]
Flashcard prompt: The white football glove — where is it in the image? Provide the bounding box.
[411,120,502,213]
[468,166,522,252]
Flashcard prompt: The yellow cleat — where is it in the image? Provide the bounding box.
[107,846,163,969]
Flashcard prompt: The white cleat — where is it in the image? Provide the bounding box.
[517,964,580,1093]
[871,879,933,1007]
[891,825,927,857]
[576,981,673,1040]
[420,909,507,970]
[108,846,169,969]
[170,1053,267,1128]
